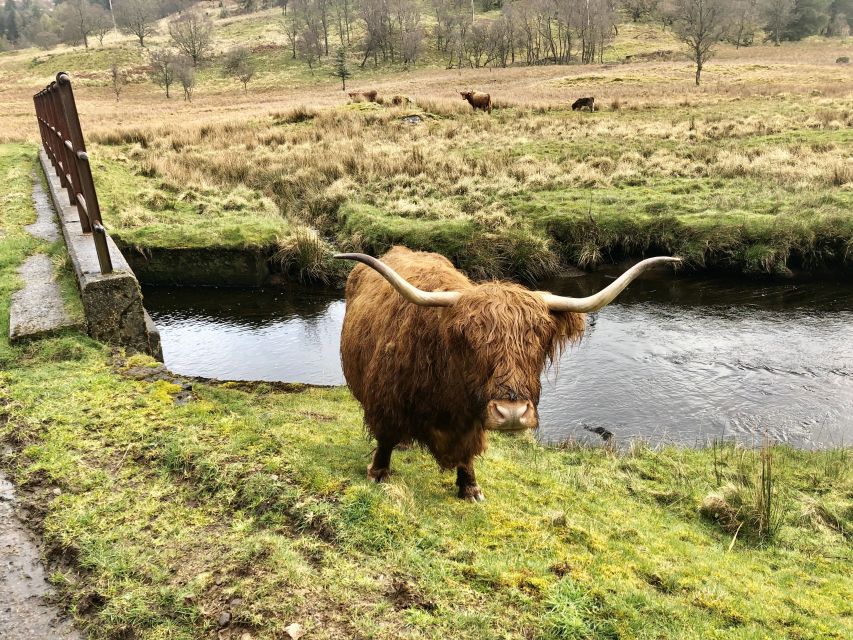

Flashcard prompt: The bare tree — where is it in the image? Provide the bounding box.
[394,0,423,66]
[729,0,759,47]
[114,0,158,47]
[333,0,353,45]
[358,0,391,67]
[670,0,730,84]
[282,14,300,57]
[621,0,661,21]
[316,0,331,54]
[149,48,177,97]
[297,25,322,70]
[55,0,97,49]
[223,46,257,91]
[759,0,794,44]
[91,5,114,46]
[109,60,126,100]
[169,11,214,65]
[175,56,196,100]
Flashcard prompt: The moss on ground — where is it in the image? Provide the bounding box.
[1,143,852,639]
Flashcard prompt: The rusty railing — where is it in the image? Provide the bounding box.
[34,72,112,274]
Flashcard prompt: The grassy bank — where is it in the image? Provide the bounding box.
[88,91,853,282]
[1,144,852,640]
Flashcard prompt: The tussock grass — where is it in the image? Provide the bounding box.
[273,226,344,285]
[79,92,853,278]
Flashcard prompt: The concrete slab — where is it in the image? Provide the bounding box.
[8,254,76,342]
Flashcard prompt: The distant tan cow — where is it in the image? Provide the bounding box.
[390,95,411,106]
[348,90,379,103]
[460,90,492,113]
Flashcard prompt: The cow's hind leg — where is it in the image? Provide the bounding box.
[456,461,484,502]
[368,437,396,483]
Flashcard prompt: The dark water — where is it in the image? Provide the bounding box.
[143,271,853,448]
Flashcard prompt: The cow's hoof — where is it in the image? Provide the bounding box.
[459,485,485,502]
[367,465,391,483]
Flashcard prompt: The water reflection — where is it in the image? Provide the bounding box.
[144,273,853,449]
[143,286,346,385]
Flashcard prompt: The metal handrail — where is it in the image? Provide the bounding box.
[34,72,112,274]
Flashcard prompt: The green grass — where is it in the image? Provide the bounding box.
[1,143,852,639]
[1,345,851,639]
[91,149,290,250]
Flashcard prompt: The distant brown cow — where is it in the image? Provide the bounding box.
[336,247,680,501]
[572,96,595,111]
[391,95,411,106]
[460,90,492,113]
[348,90,379,103]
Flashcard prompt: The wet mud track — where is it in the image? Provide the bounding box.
[0,474,82,640]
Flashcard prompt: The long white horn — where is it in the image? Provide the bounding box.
[540,257,681,313]
[335,253,461,307]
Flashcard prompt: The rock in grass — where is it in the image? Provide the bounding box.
[285,622,305,639]
[218,611,232,628]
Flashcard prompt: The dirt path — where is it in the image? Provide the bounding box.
[0,473,83,640]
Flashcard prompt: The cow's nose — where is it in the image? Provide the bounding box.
[487,400,536,430]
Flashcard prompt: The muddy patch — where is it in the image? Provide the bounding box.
[0,473,82,639]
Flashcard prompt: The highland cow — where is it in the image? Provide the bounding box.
[348,90,380,103]
[336,247,679,501]
[572,96,595,111]
[460,90,492,113]
[391,95,411,106]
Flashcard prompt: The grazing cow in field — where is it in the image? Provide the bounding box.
[336,247,680,501]
[837,56,850,64]
[391,95,411,106]
[460,90,492,113]
[572,96,595,111]
[348,90,380,103]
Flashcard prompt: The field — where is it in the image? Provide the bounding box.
[1,14,852,280]
[1,6,853,639]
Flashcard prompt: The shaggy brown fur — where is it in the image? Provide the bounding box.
[340,246,585,500]
[348,90,379,103]
[390,95,411,106]
[572,96,595,111]
[460,90,492,113]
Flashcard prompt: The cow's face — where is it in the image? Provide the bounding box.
[443,284,584,431]
[460,91,472,101]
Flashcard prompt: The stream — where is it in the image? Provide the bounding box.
[143,270,853,448]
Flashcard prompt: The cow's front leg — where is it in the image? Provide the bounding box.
[456,461,484,502]
[368,438,396,483]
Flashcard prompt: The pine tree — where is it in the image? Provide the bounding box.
[332,45,350,91]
